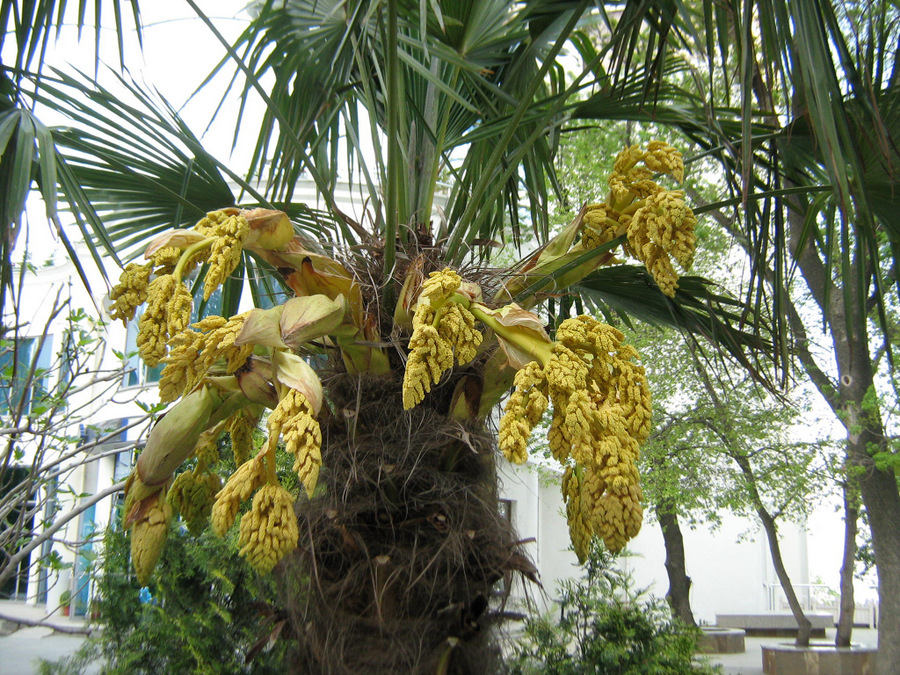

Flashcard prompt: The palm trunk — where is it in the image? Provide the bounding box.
[656,505,696,627]
[281,373,518,675]
[836,482,858,647]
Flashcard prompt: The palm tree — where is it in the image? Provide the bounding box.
[7,1,897,673]
[21,3,757,672]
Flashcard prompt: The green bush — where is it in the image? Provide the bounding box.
[41,524,288,674]
[507,546,720,675]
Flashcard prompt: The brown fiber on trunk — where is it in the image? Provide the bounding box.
[276,372,523,675]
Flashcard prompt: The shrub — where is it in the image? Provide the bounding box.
[41,524,288,674]
[507,546,720,675]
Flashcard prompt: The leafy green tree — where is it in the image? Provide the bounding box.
[685,4,900,666]
[640,337,830,646]
[40,525,287,675]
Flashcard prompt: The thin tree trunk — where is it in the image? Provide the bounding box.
[836,481,858,647]
[756,505,812,646]
[728,453,812,647]
[656,505,696,627]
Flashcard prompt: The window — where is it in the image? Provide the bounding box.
[0,335,52,416]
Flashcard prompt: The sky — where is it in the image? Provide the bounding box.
[11,1,260,265]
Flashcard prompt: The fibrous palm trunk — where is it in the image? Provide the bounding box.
[279,372,519,674]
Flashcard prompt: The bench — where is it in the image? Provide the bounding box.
[716,613,833,637]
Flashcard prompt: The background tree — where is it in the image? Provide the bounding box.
[635,326,832,645]
[682,0,900,658]
[0,291,139,608]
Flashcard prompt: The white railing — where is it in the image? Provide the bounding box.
[766,583,878,628]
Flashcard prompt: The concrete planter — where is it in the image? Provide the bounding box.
[762,642,877,675]
[698,627,746,654]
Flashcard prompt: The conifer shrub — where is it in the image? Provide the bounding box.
[41,524,288,674]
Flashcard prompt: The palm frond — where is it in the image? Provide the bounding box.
[573,265,774,387]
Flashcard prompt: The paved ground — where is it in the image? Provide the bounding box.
[0,600,881,674]
[0,601,102,675]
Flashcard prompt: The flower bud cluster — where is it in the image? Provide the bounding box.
[211,457,266,537]
[168,469,222,535]
[113,210,256,368]
[130,492,173,586]
[498,315,651,557]
[158,314,253,403]
[578,142,696,298]
[402,269,483,409]
[237,484,299,574]
[228,408,260,467]
[267,389,322,498]
[196,211,250,301]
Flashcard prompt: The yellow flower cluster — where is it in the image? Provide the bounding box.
[158,314,253,403]
[168,469,222,535]
[109,263,153,324]
[498,361,548,464]
[136,275,180,367]
[196,211,250,301]
[498,315,651,556]
[402,269,483,409]
[627,190,697,298]
[578,142,696,298]
[267,389,322,498]
[211,457,266,537]
[562,467,592,562]
[237,484,299,574]
[113,210,256,370]
[130,492,173,586]
[229,408,260,467]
